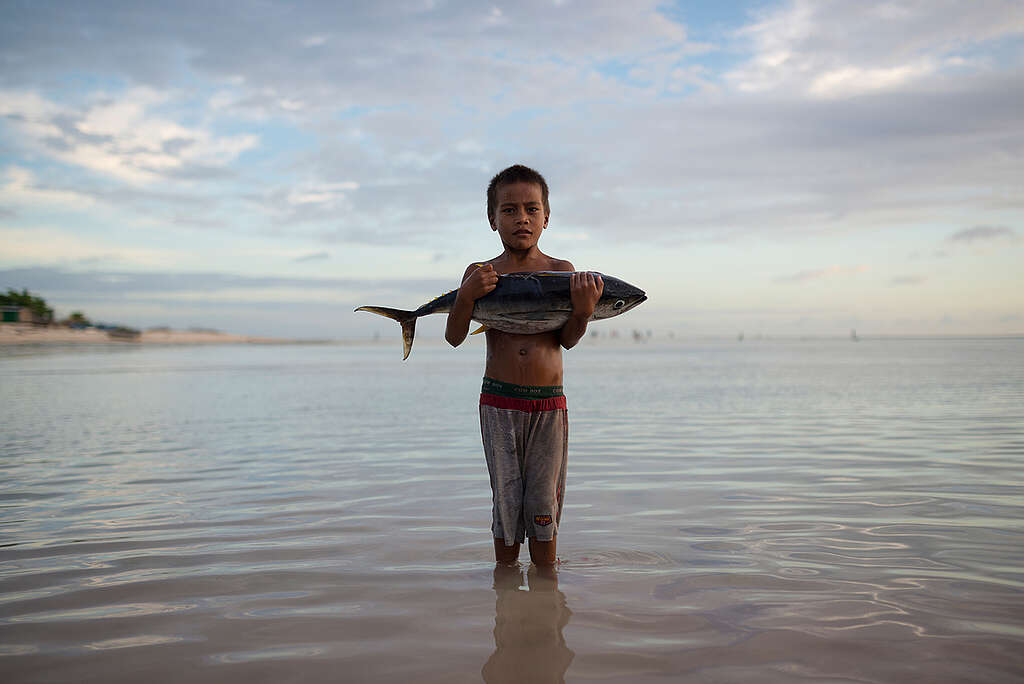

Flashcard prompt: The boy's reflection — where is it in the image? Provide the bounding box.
[483,564,574,683]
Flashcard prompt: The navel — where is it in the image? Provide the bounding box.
[519,348,528,356]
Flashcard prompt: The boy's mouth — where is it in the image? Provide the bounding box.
[513,230,532,237]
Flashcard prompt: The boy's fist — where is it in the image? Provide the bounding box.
[460,263,499,302]
[570,271,604,318]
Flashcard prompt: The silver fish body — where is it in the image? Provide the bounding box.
[356,271,646,359]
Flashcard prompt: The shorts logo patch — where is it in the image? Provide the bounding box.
[534,515,553,527]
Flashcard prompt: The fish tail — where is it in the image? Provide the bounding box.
[354,306,417,360]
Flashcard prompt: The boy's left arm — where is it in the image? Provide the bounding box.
[560,271,604,350]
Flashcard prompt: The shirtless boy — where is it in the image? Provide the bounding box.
[445,164,603,568]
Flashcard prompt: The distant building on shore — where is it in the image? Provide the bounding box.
[1,306,43,324]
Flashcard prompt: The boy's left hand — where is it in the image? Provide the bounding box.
[570,271,604,318]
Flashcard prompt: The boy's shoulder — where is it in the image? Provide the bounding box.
[460,254,574,277]
[544,256,574,272]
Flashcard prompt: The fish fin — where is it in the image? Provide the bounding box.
[354,306,418,360]
[469,324,488,336]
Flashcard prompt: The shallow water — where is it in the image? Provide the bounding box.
[2,338,1023,682]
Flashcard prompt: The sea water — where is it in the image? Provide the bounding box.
[1,338,1022,682]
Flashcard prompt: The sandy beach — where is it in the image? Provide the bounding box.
[0,324,299,345]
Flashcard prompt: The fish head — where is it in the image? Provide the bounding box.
[592,275,647,320]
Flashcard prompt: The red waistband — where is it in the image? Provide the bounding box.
[480,393,567,412]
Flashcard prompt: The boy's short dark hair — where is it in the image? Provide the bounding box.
[487,164,550,223]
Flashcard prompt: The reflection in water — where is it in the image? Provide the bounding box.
[483,564,574,683]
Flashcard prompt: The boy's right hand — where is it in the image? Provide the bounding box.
[459,263,499,302]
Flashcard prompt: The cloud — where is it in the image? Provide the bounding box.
[294,251,330,263]
[908,249,950,260]
[0,227,187,267]
[774,265,870,283]
[0,1,697,111]
[0,1,1021,254]
[889,275,927,286]
[948,225,1017,243]
[0,267,459,337]
[0,267,450,302]
[727,0,1024,97]
[0,88,258,184]
[0,166,95,208]
[287,182,359,207]
[808,62,936,98]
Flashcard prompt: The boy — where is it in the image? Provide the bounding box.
[445,164,603,568]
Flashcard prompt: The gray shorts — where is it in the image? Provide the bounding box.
[479,377,568,546]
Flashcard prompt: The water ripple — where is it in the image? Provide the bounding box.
[2,340,1023,682]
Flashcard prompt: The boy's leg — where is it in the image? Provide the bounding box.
[528,537,556,567]
[480,403,528,554]
[494,539,521,564]
[523,407,568,568]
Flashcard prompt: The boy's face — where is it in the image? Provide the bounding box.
[490,181,548,251]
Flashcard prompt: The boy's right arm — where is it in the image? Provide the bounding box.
[445,263,498,347]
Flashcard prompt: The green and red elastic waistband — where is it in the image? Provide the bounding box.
[480,376,566,412]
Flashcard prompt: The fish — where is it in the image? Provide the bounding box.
[355,271,647,360]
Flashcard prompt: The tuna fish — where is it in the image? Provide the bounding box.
[356,271,647,360]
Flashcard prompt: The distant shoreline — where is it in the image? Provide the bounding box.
[3,324,1020,347]
[0,324,323,346]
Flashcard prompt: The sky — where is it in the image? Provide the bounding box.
[1,0,1022,339]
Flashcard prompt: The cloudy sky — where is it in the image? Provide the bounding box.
[1,0,1022,339]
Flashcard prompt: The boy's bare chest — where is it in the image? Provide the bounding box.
[490,257,566,275]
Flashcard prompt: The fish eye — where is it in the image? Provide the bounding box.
[613,299,625,309]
